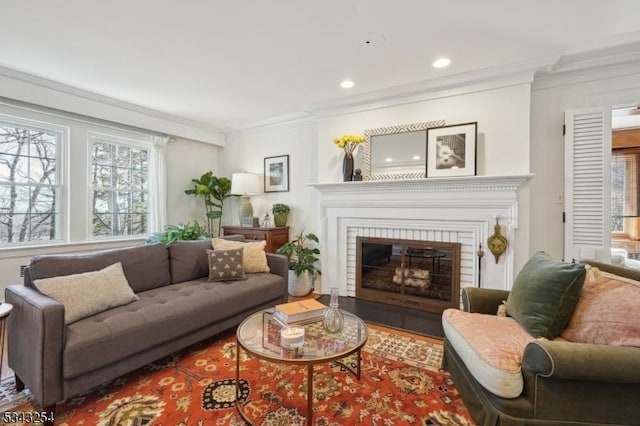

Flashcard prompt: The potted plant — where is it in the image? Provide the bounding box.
[184,171,234,236]
[145,220,209,244]
[276,230,320,296]
[271,203,290,227]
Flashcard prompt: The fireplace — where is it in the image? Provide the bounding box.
[356,236,461,313]
[311,175,532,300]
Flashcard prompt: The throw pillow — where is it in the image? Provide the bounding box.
[212,238,270,273]
[561,272,640,347]
[207,248,246,281]
[506,251,586,339]
[34,262,139,325]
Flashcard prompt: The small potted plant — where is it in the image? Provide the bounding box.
[271,203,290,227]
[277,230,320,296]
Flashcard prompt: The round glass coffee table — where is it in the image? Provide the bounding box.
[235,308,368,426]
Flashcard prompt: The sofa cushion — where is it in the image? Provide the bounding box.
[34,262,138,324]
[443,308,534,398]
[29,243,171,293]
[167,239,211,283]
[506,251,585,339]
[63,272,283,379]
[207,248,246,281]
[561,272,640,347]
[212,238,270,273]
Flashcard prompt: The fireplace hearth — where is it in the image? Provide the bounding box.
[356,236,461,313]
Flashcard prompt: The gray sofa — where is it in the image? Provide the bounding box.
[5,237,288,420]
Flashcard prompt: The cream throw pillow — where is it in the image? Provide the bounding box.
[212,238,270,273]
[34,262,139,324]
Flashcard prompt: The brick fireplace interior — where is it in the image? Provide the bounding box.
[356,236,461,313]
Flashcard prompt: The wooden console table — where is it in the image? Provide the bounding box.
[222,226,289,253]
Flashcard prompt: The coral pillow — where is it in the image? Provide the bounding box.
[211,238,270,273]
[561,272,640,347]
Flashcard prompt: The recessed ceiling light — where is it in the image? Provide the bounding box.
[433,58,451,68]
[412,155,421,160]
[340,80,355,89]
[385,158,393,162]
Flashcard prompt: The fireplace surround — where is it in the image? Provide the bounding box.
[311,175,532,305]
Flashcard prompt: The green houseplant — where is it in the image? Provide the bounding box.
[277,230,320,296]
[271,203,290,227]
[145,221,209,244]
[184,171,234,236]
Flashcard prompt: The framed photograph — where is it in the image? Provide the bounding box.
[426,122,477,178]
[264,155,289,192]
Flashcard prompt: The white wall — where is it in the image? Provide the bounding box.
[530,63,640,260]
[220,121,319,238]
[166,137,220,228]
[317,84,532,182]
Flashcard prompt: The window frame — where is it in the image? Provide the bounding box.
[87,132,152,241]
[0,113,68,247]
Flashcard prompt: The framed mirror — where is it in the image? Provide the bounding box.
[362,120,446,180]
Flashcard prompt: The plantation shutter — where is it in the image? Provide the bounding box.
[564,107,611,263]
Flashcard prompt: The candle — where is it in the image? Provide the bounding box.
[280,326,305,348]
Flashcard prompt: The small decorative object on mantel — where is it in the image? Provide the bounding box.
[487,217,508,264]
[334,134,365,181]
[353,169,363,181]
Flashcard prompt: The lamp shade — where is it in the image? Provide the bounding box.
[231,173,261,195]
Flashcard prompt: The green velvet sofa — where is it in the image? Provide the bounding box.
[442,260,640,426]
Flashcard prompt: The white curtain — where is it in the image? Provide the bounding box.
[149,135,170,232]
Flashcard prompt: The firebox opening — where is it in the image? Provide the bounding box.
[356,236,461,313]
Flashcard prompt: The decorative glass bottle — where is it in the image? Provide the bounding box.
[323,287,344,333]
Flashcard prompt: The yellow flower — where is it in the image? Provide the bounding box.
[333,134,365,154]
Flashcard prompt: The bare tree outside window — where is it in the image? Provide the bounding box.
[0,123,59,244]
[91,138,149,237]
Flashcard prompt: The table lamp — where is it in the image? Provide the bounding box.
[231,172,261,225]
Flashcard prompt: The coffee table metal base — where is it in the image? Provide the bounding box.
[235,343,362,426]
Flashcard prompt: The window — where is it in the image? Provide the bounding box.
[90,134,149,238]
[611,149,639,234]
[0,119,62,244]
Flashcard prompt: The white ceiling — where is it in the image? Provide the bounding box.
[2,0,640,132]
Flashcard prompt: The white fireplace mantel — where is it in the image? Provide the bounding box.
[310,174,533,297]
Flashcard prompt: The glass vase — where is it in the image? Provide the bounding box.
[323,287,344,333]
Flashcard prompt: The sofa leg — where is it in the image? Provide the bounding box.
[14,374,24,391]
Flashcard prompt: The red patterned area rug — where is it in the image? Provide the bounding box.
[3,325,473,425]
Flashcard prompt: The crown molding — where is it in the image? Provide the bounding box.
[0,65,225,146]
[533,42,640,90]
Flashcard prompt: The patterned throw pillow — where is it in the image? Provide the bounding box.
[211,238,270,273]
[207,248,246,282]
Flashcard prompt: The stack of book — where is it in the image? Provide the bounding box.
[274,298,327,324]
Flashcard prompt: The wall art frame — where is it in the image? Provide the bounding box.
[426,122,477,178]
[264,154,289,192]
